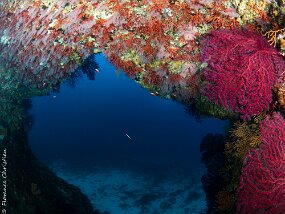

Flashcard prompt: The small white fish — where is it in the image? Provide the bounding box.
[53,95,57,98]
[125,133,132,140]
[95,69,100,73]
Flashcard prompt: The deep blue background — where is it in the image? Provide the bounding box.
[28,54,227,177]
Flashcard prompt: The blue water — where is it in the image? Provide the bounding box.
[28,54,227,213]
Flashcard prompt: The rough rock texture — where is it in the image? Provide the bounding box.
[0,129,99,214]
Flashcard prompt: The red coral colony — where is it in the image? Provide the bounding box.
[237,112,285,213]
[201,29,285,120]
[1,0,285,213]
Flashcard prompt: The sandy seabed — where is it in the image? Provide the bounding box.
[51,162,206,214]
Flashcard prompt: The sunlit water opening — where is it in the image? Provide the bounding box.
[28,54,227,214]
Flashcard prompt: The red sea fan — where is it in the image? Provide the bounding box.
[236,112,285,213]
[201,29,285,120]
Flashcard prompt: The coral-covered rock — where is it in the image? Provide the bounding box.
[202,29,285,120]
[0,0,242,98]
[236,112,285,213]
[0,0,100,88]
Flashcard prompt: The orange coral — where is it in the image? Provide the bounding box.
[276,76,285,108]
[264,28,285,47]
[225,121,261,160]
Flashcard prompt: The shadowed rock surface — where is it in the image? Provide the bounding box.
[0,122,99,214]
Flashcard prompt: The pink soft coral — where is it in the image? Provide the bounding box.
[236,112,285,213]
[201,29,285,120]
